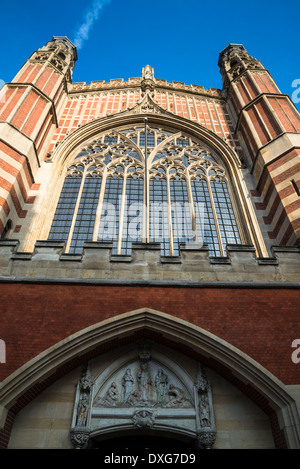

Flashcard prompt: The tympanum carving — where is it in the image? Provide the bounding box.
[94,359,192,409]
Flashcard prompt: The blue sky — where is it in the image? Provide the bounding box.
[0,0,299,110]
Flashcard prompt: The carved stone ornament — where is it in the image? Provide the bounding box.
[132,410,155,429]
[142,65,155,81]
[94,358,193,410]
[129,94,170,116]
[70,363,94,448]
[79,365,93,392]
[196,431,217,449]
[195,364,209,392]
[230,64,245,80]
[30,52,50,64]
[70,427,91,449]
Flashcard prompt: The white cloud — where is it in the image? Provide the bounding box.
[73,0,112,50]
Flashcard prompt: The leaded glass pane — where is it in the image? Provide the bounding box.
[169,178,193,255]
[120,177,144,255]
[48,177,81,243]
[139,131,155,147]
[149,177,169,256]
[69,177,102,254]
[191,178,221,256]
[211,181,241,248]
[104,135,118,145]
[98,176,123,253]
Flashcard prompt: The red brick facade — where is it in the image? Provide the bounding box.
[0,283,299,384]
[0,38,299,449]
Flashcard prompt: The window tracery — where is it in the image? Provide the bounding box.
[48,125,242,257]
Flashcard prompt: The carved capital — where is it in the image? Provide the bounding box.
[196,431,217,449]
[70,426,91,449]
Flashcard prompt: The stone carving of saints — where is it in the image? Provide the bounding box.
[137,362,151,402]
[199,394,211,427]
[76,392,89,426]
[104,382,119,406]
[166,384,191,408]
[155,369,168,405]
[127,390,140,407]
[121,368,134,403]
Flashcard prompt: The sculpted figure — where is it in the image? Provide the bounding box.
[199,394,211,427]
[104,382,119,406]
[121,368,134,403]
[166,384,191,408]
[76,392,89,426]
[155,369,168,405]
[127,390,140,406]
[137,362,151,401]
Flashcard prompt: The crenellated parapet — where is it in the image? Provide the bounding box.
[0,240,299,284]
[69,77,222,98]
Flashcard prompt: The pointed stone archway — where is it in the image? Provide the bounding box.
[0,308,299,448]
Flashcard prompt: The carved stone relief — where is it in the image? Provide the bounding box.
[132,410,155,429]
[70,363,94,448]
[94,359,192,409]
[194,364,216,449]
[70,344,217,449]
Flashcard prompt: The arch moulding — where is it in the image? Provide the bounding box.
[0,308,299,448]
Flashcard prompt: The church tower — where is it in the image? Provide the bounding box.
[0,37,77,237]
[218,44,300,246]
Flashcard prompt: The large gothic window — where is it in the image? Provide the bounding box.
[48,125,242,257]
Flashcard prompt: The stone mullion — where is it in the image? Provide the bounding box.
[166,170,174,257]
[143,160,149,244]
[92,167,107,242]
[185,169,199,244]
[207,176,225,257]
[117,169,127,255]
[65,167,87,253]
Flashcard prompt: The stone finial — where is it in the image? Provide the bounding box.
[141,65,156,96]
[142,65,155,81]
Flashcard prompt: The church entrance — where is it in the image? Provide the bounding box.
[70,340,217,449]
[89,433,195,450]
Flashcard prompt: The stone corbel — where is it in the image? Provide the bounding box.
[196,430,217,449]
[70,427,91,449]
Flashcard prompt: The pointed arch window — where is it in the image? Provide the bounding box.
[48,125,242,256]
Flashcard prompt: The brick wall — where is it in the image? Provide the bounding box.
[0,283,298,384]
